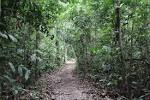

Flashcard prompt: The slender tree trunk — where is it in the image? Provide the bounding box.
[35,32,39,67]
[115,0,126,76]
[56,39,60,66]
[35,31,40,78]
[115,0,122,60]
[23,25,26,66]
[64,45,67,63]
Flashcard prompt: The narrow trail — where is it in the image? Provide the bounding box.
[37,60,100,100]
[50,60,96,100]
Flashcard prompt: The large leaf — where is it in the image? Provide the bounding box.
[25,70,31,80]
[8,34,18,42]
[8,62,16,73]
[18,66,23,77]
[0,32,8,39]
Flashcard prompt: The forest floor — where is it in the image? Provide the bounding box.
[34,60,106,100]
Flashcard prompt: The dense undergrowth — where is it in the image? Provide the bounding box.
[0,0,66,99]
[0,0,150,99]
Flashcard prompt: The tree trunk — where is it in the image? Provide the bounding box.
[115,0,126,75]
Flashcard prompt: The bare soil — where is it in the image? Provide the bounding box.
[37,60,101,100]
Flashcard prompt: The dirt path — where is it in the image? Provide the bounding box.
[37,60,99,100]
[51,60,98,100]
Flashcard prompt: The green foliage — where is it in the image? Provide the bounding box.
[1,63,31,97]
[0,0,149,99]
[0,0,65,99]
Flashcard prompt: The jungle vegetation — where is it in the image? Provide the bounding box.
[0,0,150,99]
